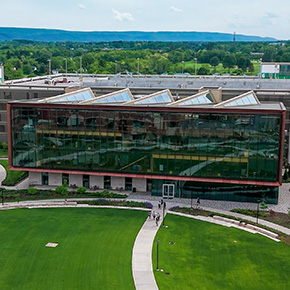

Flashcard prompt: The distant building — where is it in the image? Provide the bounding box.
[0,64,4,84]
[7,87,285,203]
[261,62,290,79]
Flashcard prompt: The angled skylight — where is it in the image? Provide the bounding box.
[81,88,133,104]
[214,91,260,108]
[39,88,94,104]
[124,89,174,105]
[168,90,215,107]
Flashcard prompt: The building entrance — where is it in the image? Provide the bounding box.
[162,184,175,199]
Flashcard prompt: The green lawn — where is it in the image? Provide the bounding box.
[0,208,147,290]
[0,159,28,186]
[0,149,8,156]
[154,214,290,290]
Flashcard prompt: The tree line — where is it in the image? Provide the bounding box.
[1,40,290,80]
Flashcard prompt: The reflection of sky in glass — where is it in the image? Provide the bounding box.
[225,93,258,106]
[92,92,132,103]
[50,91,93,103]
[135,92,172,104]
[182,93,213,105]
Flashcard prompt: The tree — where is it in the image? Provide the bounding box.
[197,66,209,75]
[209,56,219,69]
[222,54,236,69]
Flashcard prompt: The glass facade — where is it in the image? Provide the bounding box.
[10,105,283,184]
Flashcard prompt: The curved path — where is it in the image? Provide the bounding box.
[132,205,165,290]
[0,164,6,186]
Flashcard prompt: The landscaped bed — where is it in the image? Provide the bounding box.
[0,159,28,186]
[231,208,290,229]
[1,189,127,202]
[0,207,147,289]
[154,214,290,290]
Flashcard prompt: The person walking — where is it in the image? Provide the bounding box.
[197,196,200,207]
[148,211,151,219]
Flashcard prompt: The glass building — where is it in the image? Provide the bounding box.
[7,88,286,203]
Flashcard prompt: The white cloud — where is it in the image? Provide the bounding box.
[78,3,86,9]
[112,9,135,21]
[170,6,182,13]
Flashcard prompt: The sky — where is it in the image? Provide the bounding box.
[1,0,290,40]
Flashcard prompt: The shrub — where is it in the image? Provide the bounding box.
[145,202,153,209]
[55,181,69,196]
[260,201,268,210]
[2,142,8,150]
[77,186,86,194]
[28,187,37,195]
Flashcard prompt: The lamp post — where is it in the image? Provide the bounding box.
[63,58,67,75]
[194,58,197,76]
[115,60,118,74]
[48,59,51,75]
[156,239,159,271]
[79,57,83,74]
[162,203,165,227]
[181,61,184,74]
[1,188,3,205]
[137,58,140,74]
[256,199,260,224]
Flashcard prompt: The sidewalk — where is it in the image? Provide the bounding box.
[132,202,165,290]
[0,164,6,186]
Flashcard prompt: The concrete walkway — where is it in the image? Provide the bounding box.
[0,164,6,186]
[132,204,165,290]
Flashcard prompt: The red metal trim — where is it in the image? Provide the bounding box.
[278,110,286,185]
[6,103,12,170]
[8,102,285,115]
[11,166,280,187]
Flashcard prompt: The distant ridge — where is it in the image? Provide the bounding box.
[0,27,277,42]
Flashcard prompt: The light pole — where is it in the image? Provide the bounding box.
[162,203,165,227]
[48,59,51,75]
[156,239,159,271]
[115,60,118,74]
[63,58,67,75]
[194,58,197,76]
[79,57,82,74]
[181,61,184,74]
[256,199,260,224]
[137,58,140,74]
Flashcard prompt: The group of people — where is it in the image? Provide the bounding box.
[148,210,161,226]
[147,199,168,226]
[158,199,166,209]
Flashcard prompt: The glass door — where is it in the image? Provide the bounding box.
[162,184,175,199]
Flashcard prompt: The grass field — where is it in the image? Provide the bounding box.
[0,208,147,290]
[153,214,290,290]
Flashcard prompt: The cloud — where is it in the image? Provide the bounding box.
[112,9,135,21]
[170,6,183,13]
[78,3,86,9]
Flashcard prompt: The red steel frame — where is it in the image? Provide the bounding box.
[7,102,286,187]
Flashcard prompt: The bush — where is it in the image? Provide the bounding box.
[55,180,68,196]
[2,142,8,150]
[77,186,87,194]
[28,187,37,195]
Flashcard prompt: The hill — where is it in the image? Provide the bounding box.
[0,27,277,42]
